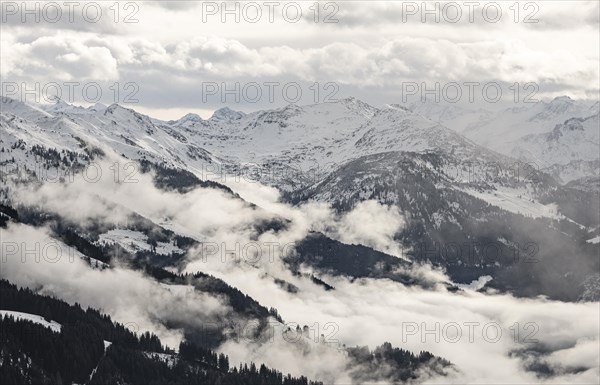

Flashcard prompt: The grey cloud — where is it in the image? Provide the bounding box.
[146,1,201,11]
[0,2,131,35]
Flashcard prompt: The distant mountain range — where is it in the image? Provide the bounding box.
[1,95,599,301]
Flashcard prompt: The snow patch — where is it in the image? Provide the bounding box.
[0,310,62,332]
[461,186,562,220]
[144,352,178,368]
[586,236,600,244]
[97,229,183,256]
[159,283,195,295]
[456,276,493,291]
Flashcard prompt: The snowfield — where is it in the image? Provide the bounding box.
[586,236,600,244]
[159,283,195,295]
[97,229,183,256]
[0,310,62,333]
[461,186,563,219]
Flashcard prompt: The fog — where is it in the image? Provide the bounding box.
[2,157,598,384]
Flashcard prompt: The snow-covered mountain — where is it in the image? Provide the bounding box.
[1,95,511,190]
[1,95,598,301]
[164,97,499,188]
[4,95,596,186]
[509,114,599,182]
[2,95,599,385]
[401,96,599,183]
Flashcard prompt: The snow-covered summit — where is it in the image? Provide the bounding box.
[210,106,245,122]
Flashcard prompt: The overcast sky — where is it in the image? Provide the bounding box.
[1,0,599,119]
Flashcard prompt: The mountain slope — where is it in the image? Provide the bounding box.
[402,96,600,183]
[2,96,598,301]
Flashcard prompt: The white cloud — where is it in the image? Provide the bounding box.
[1,1,597,118]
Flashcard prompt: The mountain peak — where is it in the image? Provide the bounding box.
[550,95,574,103]
[105,103,129,114]
[539,95,579,116]
[50,96,70,107]
[48,96,72,109]
[339,96,371,107]
[545,95,574,108]
[180,112,203,122]
[43,97,89,114]
[182,112,202,119]
[384,104,411,113]
[210,107,245,121]
[339,96,358,103]
[88,102,107,112]
[337,97,378,117]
